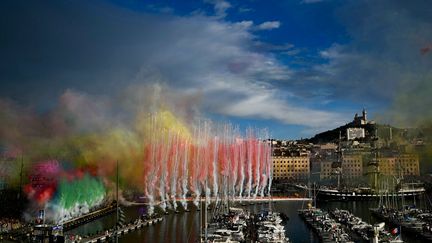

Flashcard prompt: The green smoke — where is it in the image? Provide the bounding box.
[55,174,106,210]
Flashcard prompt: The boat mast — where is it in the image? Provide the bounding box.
[116,160,119,243]
[199,192,202,242]
[337,131,343,189]
[368,126,380,191]
[396,147,405,210]
[332,131,343,190]
[313,182,317,208]
[204,180,208,243]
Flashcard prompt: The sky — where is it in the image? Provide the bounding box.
[1,0,432,139]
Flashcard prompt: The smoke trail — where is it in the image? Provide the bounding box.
[246,128,253,199]
[159,127,171,212]
[260,142,269,197]
[180,141,189,210]
[267,143,273,197]
[231,136,239,201]
[238,140,245,200]
[191,127,201,208]
[169,133,179,211]
[254,139,261,198]
[212,136,219,203]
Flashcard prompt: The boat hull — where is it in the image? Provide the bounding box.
[316,188,425,201]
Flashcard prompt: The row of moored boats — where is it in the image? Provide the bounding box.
[299,207,404,243]
[331,208,402,243]
[203,207,289,243]
[299,207,352,243]
[370,206,432,240]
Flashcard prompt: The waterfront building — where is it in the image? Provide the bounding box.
[379,154,420,176]
[320,161,333,179]
[320,152,419,179]
[378,157,397,176]
[273,155,310,180]
[398,154,420,176]
[319,154,362,179]
[341,154,363,178]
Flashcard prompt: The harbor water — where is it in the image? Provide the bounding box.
[66,199,427,242]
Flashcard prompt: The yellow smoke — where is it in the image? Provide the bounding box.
[135,109,192,142]
[67,108,192,188]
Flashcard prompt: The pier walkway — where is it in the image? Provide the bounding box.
[63,203,117,231]
[69,217,163,243]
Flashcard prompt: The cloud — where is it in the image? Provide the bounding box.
[232,21,283,32]
[233,20,254,30]
[238,7,253,13]
[293,0,432,125]
[204,0,232,18]
[219,91,345,129]
[256,21,281,30]
[0,0,345,135]
[254,42,295,52]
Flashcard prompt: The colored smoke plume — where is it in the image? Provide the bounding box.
[24,160,60,204]
[51,174,106,223]
[1,84,273,221]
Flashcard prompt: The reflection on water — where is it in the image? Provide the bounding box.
[66,199,427,243]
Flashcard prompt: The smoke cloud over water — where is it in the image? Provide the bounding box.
[0,84,273,221]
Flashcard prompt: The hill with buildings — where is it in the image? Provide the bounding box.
[307,109,422,146]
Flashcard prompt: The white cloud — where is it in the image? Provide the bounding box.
[238,7,253,13]
[219,92,345,128]
[204,0,232,18]
[0,0,346,134]
[256,21,281,30]
[233,20,254,30]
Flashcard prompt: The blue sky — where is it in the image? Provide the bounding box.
[1,0,432,138]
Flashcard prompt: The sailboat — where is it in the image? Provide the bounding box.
[200,176,290,243]
[316,128,425,201]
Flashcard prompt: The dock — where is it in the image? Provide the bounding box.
[68,217,163,243]
[62,203,117,231]
[299,208,353,243]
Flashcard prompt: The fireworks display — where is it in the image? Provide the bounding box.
[0,88,273,222]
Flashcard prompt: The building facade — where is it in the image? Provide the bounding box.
[320,154,362,179]
[320,161,333,179]
[273,155,310,180]
[379,154,419,177]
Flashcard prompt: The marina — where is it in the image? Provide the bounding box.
[66,201,303,243]
[299,206,406,243]
[299,207,353,243]
[4,197,432,242]
[331,208,403,242]
[370,206,432,241]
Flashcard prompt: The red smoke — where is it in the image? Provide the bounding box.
[24,160,100,204]
[24,161,60,204]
